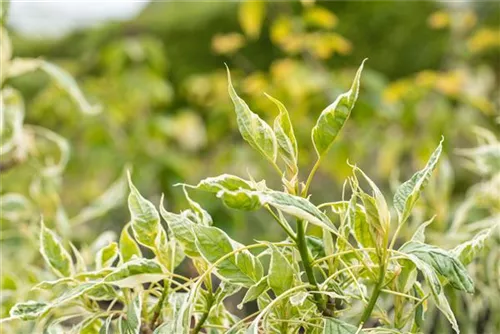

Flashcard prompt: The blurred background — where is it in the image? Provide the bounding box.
[1,1,499,332]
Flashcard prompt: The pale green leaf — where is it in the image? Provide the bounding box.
[160,198,200,257]
[99,316,114,334]
[266,93,298,175]
[312,60,366,157]
[289,291,309,307]
[452,228,492,265]
[238,277,268,309]
[69,242,87,273]
[400,241,474,293]
[434,289,460,334]
[226,67,277,163]
[194,225,263,287]
[268,244,294,295]
[96,242,119,269]
[127,173,162,248]
[104,258,164,288]
[393,139,443,224]
[154,227,183,270]
[410,216,435,243]
[323,317,361,334]
[9,301,48,320]
[189,174,262,211]
[153,293,189,334]
[306,235,326,258]
[118,295,142,334]
[259,190,337,233]
[353,167,390,233]
[347,195,376,250]
[182,187,212,226]
[14,283,102,321]
[79,316,103,334]
[119,224,142,263]
[397,259,417,293]
[39,220,74,277]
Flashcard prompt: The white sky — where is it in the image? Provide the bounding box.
[7,0,150,38]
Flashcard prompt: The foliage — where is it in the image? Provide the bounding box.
[1,1,499,333]
[2,56,490,334]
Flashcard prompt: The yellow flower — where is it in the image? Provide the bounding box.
[467,28,500,54]
[211,33,245,55]
[428,11,450,29]
[303,6,338,29]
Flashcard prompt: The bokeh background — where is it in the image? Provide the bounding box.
[1,1,499,332]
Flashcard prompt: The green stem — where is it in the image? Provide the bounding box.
[151,280,169,328]
[359,263,385,326]
[192,297,213,334]
[303,158,322,196]
[296,219,326,313]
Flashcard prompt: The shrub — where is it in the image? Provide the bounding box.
[2,58,488,334]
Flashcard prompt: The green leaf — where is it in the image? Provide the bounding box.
[312,60,366,158]
[86,284,117,301]
[397,259,417,293]
[104,258,164,288]
[289,291,309,307]
[238,277,269,309]
[39,61,101,115]
[400,241,474,293]
[194,225,263,287]
[190,174,262,211]
[160,198,200,257]
[9,301,48,320]
[393,139,443,224]
[154,227,182,270]
[99,316,114,334]
[268,244,294,295]
[79,316,103,334]
[192,174,254,192]
[323,317,361,334]
[127,172,162,248]
[96,242,119,269]
[353,167,390,233]
[12,283,103,322]
[39,219,74,277]
[434,288,460,334]
[119,224,142,263]
[182,187,212,226]
[260,191,337,233]
[266,93,298,176]
[452,228,492,265]
[118,295,142,334]
[347,195,376,250]
[153,293,189,334]
[226,67,277,163]
[410,217,435,243]
[306,235,326,259]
